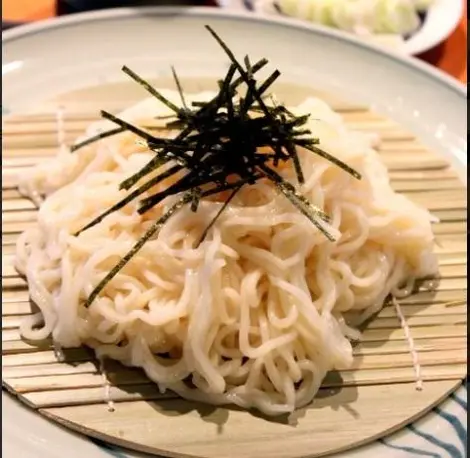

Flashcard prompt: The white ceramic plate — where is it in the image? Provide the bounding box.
[2,7,467,458]
[217,0,464,55]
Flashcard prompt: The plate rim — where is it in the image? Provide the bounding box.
[2,5,467,100]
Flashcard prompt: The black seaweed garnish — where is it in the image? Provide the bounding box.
[76,26,361,307]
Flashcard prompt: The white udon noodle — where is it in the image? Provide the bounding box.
[16,90,438,415]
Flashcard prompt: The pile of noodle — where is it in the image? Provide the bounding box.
[15,91,438,415]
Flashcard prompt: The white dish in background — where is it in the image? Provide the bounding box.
[219,0,464,55]
[2,6,467,458]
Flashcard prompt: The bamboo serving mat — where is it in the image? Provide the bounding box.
[2,81,467,458]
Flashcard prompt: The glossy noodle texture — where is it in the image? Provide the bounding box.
[16,91,438,415]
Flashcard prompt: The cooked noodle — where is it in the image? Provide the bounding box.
[16,91,438,415]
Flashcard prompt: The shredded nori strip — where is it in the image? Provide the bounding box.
[70,126,125,153]
[171,66,188,111]
[195,185,242,248]
[75,26,361,307]
[122,65,183,116]
[84,193,193,308]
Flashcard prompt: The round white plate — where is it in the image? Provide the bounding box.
[2,7,467,458]
[217,0,464,55]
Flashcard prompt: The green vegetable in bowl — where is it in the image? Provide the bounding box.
[277,0,431,36]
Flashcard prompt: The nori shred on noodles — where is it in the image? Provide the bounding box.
[72,26,361,307]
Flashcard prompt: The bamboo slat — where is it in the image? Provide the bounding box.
[2,84,467,458]
[36,380,460,458]
[4,354,466,405]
